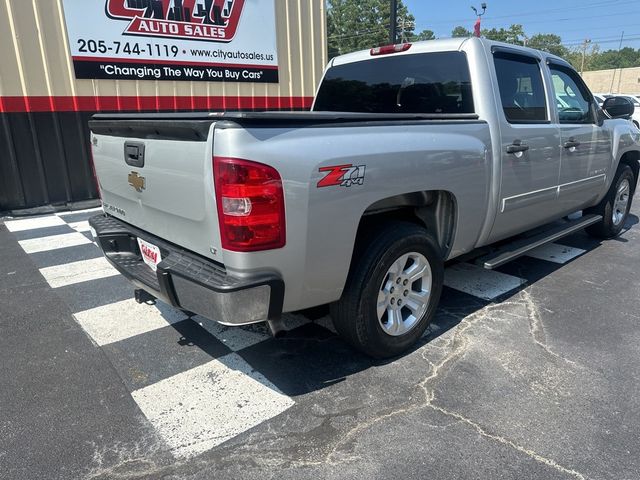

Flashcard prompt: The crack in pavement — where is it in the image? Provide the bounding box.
[85,439,171,480]
[88,290,589,479]
[325,293,589,479]
[426,404,587,480]
[521,288,580,367]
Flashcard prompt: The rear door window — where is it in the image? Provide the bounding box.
[314,52,474,114]
[493,52,548,123]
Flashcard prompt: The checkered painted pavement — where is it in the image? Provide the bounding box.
[3,208,588,458]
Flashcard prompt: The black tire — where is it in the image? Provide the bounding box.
[330,222,444,358]
[586,164,636,239]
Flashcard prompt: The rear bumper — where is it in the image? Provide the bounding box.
[88,214,284,325]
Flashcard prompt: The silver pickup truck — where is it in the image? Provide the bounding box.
[88,37,640,358]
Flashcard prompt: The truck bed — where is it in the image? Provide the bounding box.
[89,111,481,139]
[89,110,491,311]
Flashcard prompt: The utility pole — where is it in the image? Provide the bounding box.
[390,0,398,44]
[580,38,591,74]
[397,16,415,43]
[609,31,624,93]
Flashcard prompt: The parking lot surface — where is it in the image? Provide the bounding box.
[1,206,639,480]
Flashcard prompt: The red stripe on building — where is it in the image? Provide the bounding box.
[0,96,314,113]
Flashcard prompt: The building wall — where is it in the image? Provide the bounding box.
[581,66,640,95]
[0,0,327,212]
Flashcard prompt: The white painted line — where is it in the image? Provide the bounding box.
[40,257,119,288]
[444,263,525,301]
[18,232,91,254]
[131,353,294,458]
[525,243,586,264]
[194,315,270,352]
[56,207,103,216]
[5,215,66,232]
[68,220,92,233]
[74,299,188,346]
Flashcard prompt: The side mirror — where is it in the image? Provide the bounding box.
[602,96,634,119]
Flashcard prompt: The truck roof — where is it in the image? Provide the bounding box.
[330,36,571,69]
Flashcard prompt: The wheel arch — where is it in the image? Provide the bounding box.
[619,150,640,193]
[354,190,458,260]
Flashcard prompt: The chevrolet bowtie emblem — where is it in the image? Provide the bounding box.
[128,171,146,192]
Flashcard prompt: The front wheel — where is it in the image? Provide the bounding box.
[330,222,444,358]
[586,164,635,239]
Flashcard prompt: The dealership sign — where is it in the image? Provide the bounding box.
[61,0,279,83]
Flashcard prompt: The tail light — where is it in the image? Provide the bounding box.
[213,157,286,252]
[370,43,412,56]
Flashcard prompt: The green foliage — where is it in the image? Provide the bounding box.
[326,1,640,70]
[588,47,640,70]
[451,25,472,38]
[327,0,415,58]
[448,22,640,70]
[409,29,435,41]
[482,24,525,45]
[526,34,568,58]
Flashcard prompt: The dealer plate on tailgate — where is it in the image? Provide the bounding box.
[137,238,162,272]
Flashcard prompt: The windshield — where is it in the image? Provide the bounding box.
[314,51,474,114]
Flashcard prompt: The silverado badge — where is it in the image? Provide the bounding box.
[128,171,146,192]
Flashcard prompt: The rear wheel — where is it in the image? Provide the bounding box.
[586,164,635,239]
[330,222,443,358]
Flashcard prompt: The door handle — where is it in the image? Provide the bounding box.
[563,139,581,149]
[124,141,145,167]
[506,140,530,154]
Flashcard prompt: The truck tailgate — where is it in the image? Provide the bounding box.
[90,117,219,260]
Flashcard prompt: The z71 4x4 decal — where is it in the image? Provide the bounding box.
[317,164,366,188]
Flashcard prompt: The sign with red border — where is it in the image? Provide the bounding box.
[61,0,279,83]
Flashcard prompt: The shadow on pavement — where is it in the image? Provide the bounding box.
[127,215,636,398]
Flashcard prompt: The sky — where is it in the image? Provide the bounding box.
[402,0,640,50]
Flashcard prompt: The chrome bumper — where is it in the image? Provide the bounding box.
[88,214,284,325]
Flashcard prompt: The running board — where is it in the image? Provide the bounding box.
[477,214,602,270]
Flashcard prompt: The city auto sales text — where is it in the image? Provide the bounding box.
[132,18,227,40]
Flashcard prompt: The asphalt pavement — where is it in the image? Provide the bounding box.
[1,205,639,480]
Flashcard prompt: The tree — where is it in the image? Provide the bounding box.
[526,33,568,58]
[327,0,416,58]
[409,29,435,41]
[588,47,640,70]
[482,24,525,45]
[451,25,472,38]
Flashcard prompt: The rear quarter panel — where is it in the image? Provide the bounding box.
[213,121,492,311]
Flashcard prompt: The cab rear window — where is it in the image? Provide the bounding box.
[314,52,474,114]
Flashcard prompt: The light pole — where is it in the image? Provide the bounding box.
[471,3,487,37]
